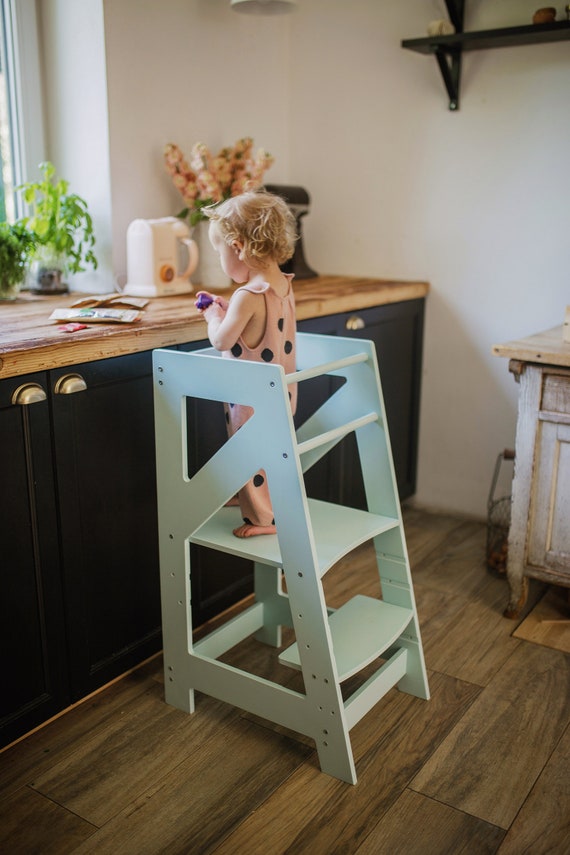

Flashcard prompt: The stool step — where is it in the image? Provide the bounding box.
[288,351,369,385]
[191,499,400,577]
[279,595,414,681]
[296,411,378,456]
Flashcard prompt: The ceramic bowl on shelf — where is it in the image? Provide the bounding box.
[532,7,556,24]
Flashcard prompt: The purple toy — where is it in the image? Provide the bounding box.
[195,293,214,310]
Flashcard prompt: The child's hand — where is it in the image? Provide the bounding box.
[195,291,215,311]
[215,295,230,312]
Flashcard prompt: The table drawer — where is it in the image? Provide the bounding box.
[541,373,570,417]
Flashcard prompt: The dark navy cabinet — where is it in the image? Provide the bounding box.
[297,299,425,504]
[1,354,162,748]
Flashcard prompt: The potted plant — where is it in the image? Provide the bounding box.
[17,161,97,294]
[0,222,35,300]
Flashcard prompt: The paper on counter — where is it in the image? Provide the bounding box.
[50,308,142,324]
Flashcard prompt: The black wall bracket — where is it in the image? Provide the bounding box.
[436,0,464,110]
[434,47,462,111]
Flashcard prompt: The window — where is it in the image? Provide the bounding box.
[0,2,15,220]
[0,0,44,222]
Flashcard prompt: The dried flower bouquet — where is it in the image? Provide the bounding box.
[164,137,274,225]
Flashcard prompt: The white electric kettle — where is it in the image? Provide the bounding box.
[123,217,198,297]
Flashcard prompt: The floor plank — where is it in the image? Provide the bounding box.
[0,661,159,798]
[513,585,570,654]
[354,788,505,854]
[497,722,570,854]
[0,785,95,855]
[70,717,311,855]
[322,541,380,607]
[411,642,570,829]
[418,579,522,686]
[28,682,239,826]
[406,517,489,598]
[402,506,473,568]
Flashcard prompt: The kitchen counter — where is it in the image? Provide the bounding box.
[0,275,429,379]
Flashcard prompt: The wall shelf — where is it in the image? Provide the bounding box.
[402,4,570,111]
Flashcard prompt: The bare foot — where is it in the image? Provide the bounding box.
[224,495,240,507]
[233,523,277,538]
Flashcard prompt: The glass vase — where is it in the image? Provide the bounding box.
[0,278,23,300]
[193,221,232,291]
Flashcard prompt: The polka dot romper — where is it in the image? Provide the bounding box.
[223,276,297,528]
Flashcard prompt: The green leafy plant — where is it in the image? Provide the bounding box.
[17,161,98,274]
[0,222,35,297]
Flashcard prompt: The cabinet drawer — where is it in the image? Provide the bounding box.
[541,373,570,417]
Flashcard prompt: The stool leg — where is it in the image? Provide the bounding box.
[315,719,357,785]
[254,563,288,647]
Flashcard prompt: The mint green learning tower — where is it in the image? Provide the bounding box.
[153,333,429,784]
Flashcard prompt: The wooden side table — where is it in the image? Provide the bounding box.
[493,327,570,619]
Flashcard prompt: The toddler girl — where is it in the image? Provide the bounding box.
[196,191,297,539]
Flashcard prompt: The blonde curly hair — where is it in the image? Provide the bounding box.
[204,191,297,267]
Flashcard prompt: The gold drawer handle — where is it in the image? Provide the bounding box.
[11,383,47,405]
[54,373,87,395]
[346,315,365,331]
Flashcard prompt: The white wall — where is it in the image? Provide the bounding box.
[39,0,114,292]
[41,0,570,519]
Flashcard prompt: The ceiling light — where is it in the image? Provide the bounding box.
[231,0,297,14]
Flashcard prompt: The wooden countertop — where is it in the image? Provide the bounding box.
[492,326,570,369]
[0,275,429,379]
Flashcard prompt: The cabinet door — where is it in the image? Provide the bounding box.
[293,322,348,504]
[179,341,254,625]
[51,353,161,699]
[298,299,424,503]
[0,374,69,748]
[346,300,424,501]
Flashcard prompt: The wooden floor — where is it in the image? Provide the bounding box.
[1,507,569,854]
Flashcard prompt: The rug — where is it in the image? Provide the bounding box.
[513,585,570,654]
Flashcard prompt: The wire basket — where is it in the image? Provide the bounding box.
[486,449,515,576]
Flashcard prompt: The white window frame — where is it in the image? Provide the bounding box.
[1,0,45,218]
